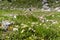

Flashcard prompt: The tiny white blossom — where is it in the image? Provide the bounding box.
[6,36,10,38]
[52,15,54,17]
[15,25,19,28]
[39,23,42,25]
[21,29,25,33]
[21,24,28,28]
[39,16,44,19]
[46,27,49,29]
[21,23,25,25]
[13,28,18,31]
[28,27,32,30]
[14,15,16,18]
[31,24,34,27]
[46,20,49,22]
[41,39,44,40]
[31,22,36,25]
[28,27,35,32]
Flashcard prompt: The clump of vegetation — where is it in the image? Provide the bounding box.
[0,10,60,40]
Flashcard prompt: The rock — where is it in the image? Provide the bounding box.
[0,0,2,1]
[42,0,51,11]
[41,8,51,11]
[54,7,60,12]
[2,20,13,30]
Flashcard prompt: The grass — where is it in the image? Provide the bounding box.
[0,0,60,8]
[0,10,60,40]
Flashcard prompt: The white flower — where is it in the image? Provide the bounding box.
[31,24,34,27]
[21,23,25,26]
[21,29,25,33]
[46,20,49,22]
[13,28,18,31]
[31,22,36,25]
[41,39,44,40]
[46,27,49,29]
[28,27,35,32]
[52,15,54,17]
[39,16,44,19]
[28,27,32,30]
[39,23,42,25]
[6,36,10,38]
[21,23,28,28]
[14,15,16,18]
[15,25,19,28]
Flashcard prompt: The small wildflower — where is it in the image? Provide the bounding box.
[15,25,19,28]
[41,39,44,40]
[21,24,28,28]
[31,22,38,25]
[31,22,36,25]
[13,28,18,31]
[46,20,49,22]
[28,27,32,30]
[46,27,49,29]
[43,24,47,27]
[31,24,34,27]
[29,37,32,39]
[6,36,9,38]
[28,27,35,32]
[52,15,54,17]
[21,29,25,33]
[39,23,42,25]
[39,16,44,19]
[14,15,16,18]
[21,23,25,26]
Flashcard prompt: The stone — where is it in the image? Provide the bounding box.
[54,7,60,12]
[2,20,13,30]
